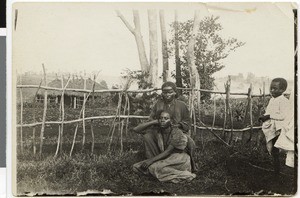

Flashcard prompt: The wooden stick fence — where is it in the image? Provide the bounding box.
[17,72,275,156]
[90,75,96,154]
[39,64,48,156]
[32,80,42,155]
[54,76,71,157]
[82,77,87,149]
[69,77,100,156]
[16,84,275,97]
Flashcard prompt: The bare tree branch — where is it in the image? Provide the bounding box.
[116,10,135,34]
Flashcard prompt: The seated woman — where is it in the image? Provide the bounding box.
[132,110,196,183]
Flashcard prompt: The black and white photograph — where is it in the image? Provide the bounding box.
[11,2,297,196]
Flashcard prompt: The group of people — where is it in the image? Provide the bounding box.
[131,78,295,183]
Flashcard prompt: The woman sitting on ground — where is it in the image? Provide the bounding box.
[132,110,196,183]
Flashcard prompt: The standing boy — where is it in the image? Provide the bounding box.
[259,78,289,174]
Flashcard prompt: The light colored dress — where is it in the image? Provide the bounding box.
[133,127,196,183]
[262,95,289,143]
[275,90,295,167]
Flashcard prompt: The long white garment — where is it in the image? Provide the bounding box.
[274,90,294,167]
[265,94,290,131]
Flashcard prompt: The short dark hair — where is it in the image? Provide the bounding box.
[161,81,178,98]
[156,110,170,119]
[161,81,177,92]
[272,78,288,91]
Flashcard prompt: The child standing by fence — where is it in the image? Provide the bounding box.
[259,78,289,174]
[274,89,295,169]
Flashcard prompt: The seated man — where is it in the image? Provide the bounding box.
[133,111,196,183]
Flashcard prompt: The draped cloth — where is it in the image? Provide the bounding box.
[133,127,196,183]
[274,90,295,167]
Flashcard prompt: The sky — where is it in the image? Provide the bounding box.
[13,2,296,84]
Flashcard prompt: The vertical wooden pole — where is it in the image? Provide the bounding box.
[120,118,124,155]
[192,96,197,138]
[227,77,233,144]
[70,124,79,157]
[55,76,70,156]
[60,81,64,152]
[248,84,253,143]
[125,94,130,136]
[108,93,122,154]
[70,96,73,108]
[73,97,76,109]
[82,78,87,149]
[32,127,36,155]
[70,88,91,156]
[118,93,123,153]
[32,81,42,155]
[40,64,48,156]
[222,82,228,139]
[90,75,96,154]
[211,94,216,131]
[242,88,251,142]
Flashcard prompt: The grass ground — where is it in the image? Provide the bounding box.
[16,122,297,196]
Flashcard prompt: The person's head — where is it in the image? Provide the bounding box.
[270,78,287,98]
[161,81,177,103]
[158,110,171,129]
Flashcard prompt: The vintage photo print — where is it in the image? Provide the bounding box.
[10,2,297,196]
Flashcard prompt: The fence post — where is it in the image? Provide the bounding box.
[241,87,250,142]
[211,94,216,132]
[120,93,130,154]
[247,84,253,143]
[55,76,70,157]
[227,77,233,144]
[39,64,48,156]
[107,92,122,154]
[90,75,96,154]
[32,81,42,155]
[125,94,130,136]
[55,76,63,157]
[73,97,77,109]
[82,77,87,149]
[222,78,230,139]
[70,87,93,156]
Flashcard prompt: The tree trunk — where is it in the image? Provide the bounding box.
[148,10,158,87]
[159,10,169,82]
[187,10,201,137]
[187,10,201,90]
[116,10,150,73]
[175,11,183,94]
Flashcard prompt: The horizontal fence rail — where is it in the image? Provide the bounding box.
[16,114,262,132]
[16,115,149,127]
[16,84,286,97]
